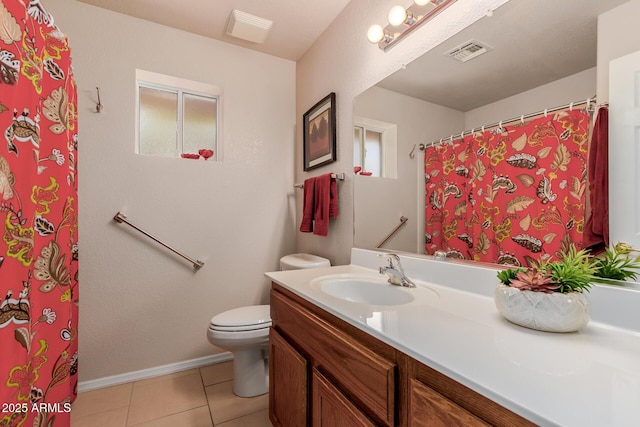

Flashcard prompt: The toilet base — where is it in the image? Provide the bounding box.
[232,349,268,397]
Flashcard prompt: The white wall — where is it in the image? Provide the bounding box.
[597,0,640,102]
[295,0,510,265]
[597,0,640,249]
[47,0,296,382]
[354,87,464,253]
[465,68,596,129]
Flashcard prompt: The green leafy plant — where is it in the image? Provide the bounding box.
[497,245,596,293]
[497,268,523,285]
[593,246,640,281]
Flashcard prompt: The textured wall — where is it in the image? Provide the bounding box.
[47,0,296,382]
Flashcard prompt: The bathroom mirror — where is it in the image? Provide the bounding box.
[353,0,639,285]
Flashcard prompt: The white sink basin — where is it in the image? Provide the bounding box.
[310,274,416,306]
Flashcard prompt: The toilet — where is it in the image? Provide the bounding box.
[207,253,330,397]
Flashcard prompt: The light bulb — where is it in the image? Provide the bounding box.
[388,5,408,26]
[414,0,430,5]
[367,24,385,43]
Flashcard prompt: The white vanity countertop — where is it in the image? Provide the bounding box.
[266,251,640,427]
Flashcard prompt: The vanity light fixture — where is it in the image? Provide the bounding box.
[367,0,457,51]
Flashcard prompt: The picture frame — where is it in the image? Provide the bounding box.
[303,92,336,171]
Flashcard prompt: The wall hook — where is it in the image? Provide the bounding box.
[409,144,417,159]
[95,87,103,113]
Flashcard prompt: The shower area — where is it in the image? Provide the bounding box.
[0,1,79,426]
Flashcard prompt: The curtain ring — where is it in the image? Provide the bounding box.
[544,108,548,117]
[520,114,524,124]
[460,131,464,139]
[481,125,485,132]
[569,102,574,111]
[498,120,503,131]
[586,98,591,111]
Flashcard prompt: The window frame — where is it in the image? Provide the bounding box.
[354,124,385,177]
[354,117,397,178]
[135,69,223,160]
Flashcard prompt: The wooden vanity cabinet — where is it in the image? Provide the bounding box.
[269,283,535,427]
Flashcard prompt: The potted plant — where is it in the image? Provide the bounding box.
[593,242,640,283]
[495,246,596,333]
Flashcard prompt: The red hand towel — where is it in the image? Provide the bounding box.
[299,177,316,233]
[313,174,332,236]
[584,107,609,252]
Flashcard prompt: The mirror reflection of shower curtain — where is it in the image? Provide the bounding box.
[424,109,590,267]
[0,1,79,425]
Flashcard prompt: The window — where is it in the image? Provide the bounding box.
[136,70,221,160]
[353,118,397,178]
[354,126,383,176]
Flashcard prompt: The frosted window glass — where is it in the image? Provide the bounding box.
[139,87,177,157]
[183,93,217,160]
[364,129,382,177]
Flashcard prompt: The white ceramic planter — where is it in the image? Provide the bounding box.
[494,283,590,333]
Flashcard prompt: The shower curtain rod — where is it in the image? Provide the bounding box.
[416,96,601,152]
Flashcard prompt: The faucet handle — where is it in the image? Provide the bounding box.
[377,252,400,267]
[433,250,447,261]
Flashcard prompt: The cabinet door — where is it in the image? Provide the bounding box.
[269,328,308,427]
[409,378,490,427]
[312,368,376,427]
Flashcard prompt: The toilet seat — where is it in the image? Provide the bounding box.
[209,305,271,332]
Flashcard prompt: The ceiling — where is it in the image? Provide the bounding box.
[377,0,628,111]
[75,0,627,110]
[74,0,352,61]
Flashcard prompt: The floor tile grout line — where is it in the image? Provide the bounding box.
[124,380,134,427]
[198,367,217,427]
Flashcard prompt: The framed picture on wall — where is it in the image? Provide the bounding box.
[303,92,336,171]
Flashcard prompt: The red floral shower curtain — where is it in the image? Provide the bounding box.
[425,109,589,267]
[0,1,78,426]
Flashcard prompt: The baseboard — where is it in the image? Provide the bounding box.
[78,352,233,393]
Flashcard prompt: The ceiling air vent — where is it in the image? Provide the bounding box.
[226,9,273,44]
[446,40,491,63]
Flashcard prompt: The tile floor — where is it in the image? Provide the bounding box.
[71,361,272,427]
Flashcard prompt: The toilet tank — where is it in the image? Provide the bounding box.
[280,253,330,270]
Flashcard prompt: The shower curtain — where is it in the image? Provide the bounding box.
[0,1,78,426]
[425,108,590,267]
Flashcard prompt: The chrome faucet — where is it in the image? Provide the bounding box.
[433,250,448,261]
[378,253,416,288]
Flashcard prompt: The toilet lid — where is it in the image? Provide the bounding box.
[209,305,271,332]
